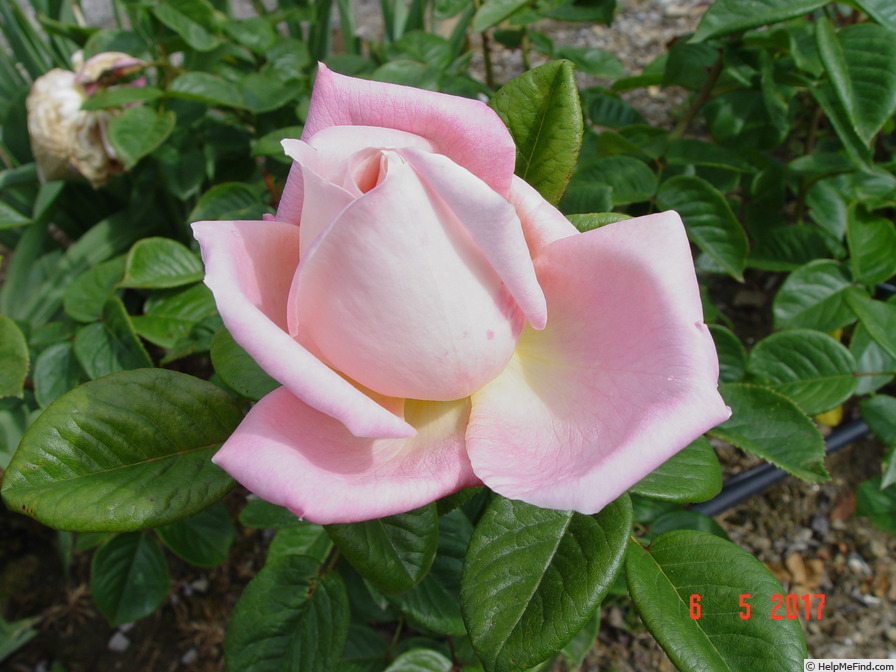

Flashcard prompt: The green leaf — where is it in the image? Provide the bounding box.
[626,531,807,671]
[560,610,599,668]
[73,297,153,379]
[746,329,857,415]
[657,176,748,280]
[0,614,38,661]
[462,495,631,672]
[133,283,218,349]
[489,60,583,205]
[188,183,265,221]
[1,369,240,531]
[0,200,31,229]
[152,2,220,51]
[223,16,278,54]
[553,46,624,78]
[91,532,169,626]
[692,0,827,42]
[169,72,245,108]
[845,290,896,361]
[856,476,896,535]
[566,212,630,233]
[861,396,896,488]
[106,108,176,169]
[326,504,438,594]
[80,86,164,110]
[648,509,730,540]
[239,497,301,529]
[253,126,304,162]
[471,0,528,32]
[119,237,204,290]
[851,320,896,395]
[33,341,86,409]
[630,437,722,504]
[268,523,333,565]
[847,208,896,286]
[772,260,856,332]
[210,327,278,401]
[854,0,896,32]
[63,256,126,323]
[225,555,349,672]
[241,72,297,113]
[709,324,746,383]
[711,383,828,482]
[578,156,657,206]
[389,510,471,636]
[156,502,234,567]
[666,138,754,172]
[822,23,896,146]
[383,649,453,672]
[339,624,389,672]
[0,315,28,398]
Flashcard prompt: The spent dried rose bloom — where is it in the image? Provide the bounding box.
[26,51,145,187]
[192,64,731,524]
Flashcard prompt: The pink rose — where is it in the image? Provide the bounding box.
[192,64,730,524]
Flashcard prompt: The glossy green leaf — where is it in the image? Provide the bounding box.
[489,60,583,205]
[861,395,896,488]
[268,523,333,565]
[390,510,471,636]
[239,497,301,529]
[338,624,389,672]
[33,341,86,409]
[560,610,599,668]
[566,212,630,233]
[106,108,176,169]
[630,437,722,503]
[0,614,38,660]
[648,509,730,540]
[851,320,896,395]
[63,256,125,323]
[580,156,657,206]
[772,260,856,332]
[692,0,827,42]
[666,138,754,172]
[133,283,218,349]
[462,495,631,672]
[553,46,624,78]
[709,324,746,383]
[711,383,828,482]
[225,555,349,672]
[847,208,896,286]
[80,86,164,110]
[210,327,278,401]
[169,72,245,108]
[383,649,453,672]
[746,329,857,415]
[223,16,278,54]
[327,504,438,594]
[471,0,528,32]
[856,476,896,535]
[73,298,153,379]
[152,2,220,51]
[854,0,896,32]
[188,183,264,222]
[626,531,807,671]
[0,200,30,229]
[120,237,204,290]
[0,315,28,398]
[156,502,234,567]
[91,532,169,626]
[819,23,896,146]
[241,72,297,114]
[1,369,240,531]
[845,290,896,361]
[657,176,748,280]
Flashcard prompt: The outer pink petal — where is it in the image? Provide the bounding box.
[401,149,546,330]
[192,219,414,438]
[213,388,480,523]
[466,211,731,513]
[508,175,577,258]
[303,64,516,198]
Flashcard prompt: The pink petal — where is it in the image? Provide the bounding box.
[192,219,414,438]
[303,64,516,198]
[294,152,524,401]
[509,175,578,258]
[466,212,731,513]
[213,388,480,523]
[401,149,546,330]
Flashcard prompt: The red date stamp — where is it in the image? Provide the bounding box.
[688,594,826,620]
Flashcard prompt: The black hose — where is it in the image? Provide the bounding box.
[691,418,870,516]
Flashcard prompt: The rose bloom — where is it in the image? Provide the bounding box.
[192,65,730,524]
[26,51,144,187]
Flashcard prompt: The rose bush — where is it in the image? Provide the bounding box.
[192,64,730,524]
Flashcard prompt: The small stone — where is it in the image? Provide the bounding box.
[181,648,199,665]
[108,631,130,653]
[886,627,896,643]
